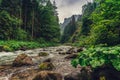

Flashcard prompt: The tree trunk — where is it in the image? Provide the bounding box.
[31,9,34,40]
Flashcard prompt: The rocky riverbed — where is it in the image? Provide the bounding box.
[0,46,83,80]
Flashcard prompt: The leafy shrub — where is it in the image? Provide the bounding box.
[0,40,59,51]
[36,38,46,43]
[71,46,120,70]
[90,20,120,46]
[14,28,27,40]
[0,11,21,40]
[3,45,12,51]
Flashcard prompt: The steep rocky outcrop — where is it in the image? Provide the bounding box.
[60,15,81,34]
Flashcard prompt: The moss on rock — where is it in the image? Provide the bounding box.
[39,62,55,70]
[38,52,49,56]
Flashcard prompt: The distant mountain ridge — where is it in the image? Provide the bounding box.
[60,15,81,34]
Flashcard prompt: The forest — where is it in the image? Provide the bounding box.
[61,0,120,46]
[0,0,120,80]
[0,0,60,51]
[62,0,120,79]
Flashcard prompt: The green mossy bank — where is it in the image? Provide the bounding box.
[0,40,59,51]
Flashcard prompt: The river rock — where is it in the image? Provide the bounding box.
[10,68,39,80]
[64,70,81,80]
[43,58,52,62]
[65,54,78,59]
[92,64,120,80]
[39,62,55,70]
[64,67,92,80]
[76,47,84,52]
[66,48,76,54]
[12,53,33,67]
[19,46,27,51]
[58,51,66,55]
[38,52,49,56]
[33,71,62,80]
[56,48,63,52]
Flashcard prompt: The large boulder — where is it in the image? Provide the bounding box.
[39,62,55,70]
[12,54,33,67]
[92,64,120,80]
[33,71,62,80]
[64,67,92,80]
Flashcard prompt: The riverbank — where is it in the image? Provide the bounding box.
[0,40,60,52]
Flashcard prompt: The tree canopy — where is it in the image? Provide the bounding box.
[0,0,60,42]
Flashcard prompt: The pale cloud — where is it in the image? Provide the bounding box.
[51,0,93,23]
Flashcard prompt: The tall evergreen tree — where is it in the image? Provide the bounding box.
[0,0,60,42]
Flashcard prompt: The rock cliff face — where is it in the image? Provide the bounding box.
[60,15,82,34]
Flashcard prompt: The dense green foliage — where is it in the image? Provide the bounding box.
[0,11,21,40]
[0,0,60,42]
[72,46,120,70]
[81,2,96,35]
[71,0,120,72]
[0,40,58,51]
[89,0,120,45]
[72,0,120,46]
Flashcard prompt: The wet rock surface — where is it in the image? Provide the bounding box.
[12,54,33,67]
[1,46,120,80]
[92,64,120,80]
[33,71,62,80]
[39,62,55,70]
[0,46,81,80]
[65,54,78,59]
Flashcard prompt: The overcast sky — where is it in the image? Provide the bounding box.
[51,0,93,23]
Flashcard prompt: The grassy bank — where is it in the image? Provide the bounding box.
[0,40,59,51]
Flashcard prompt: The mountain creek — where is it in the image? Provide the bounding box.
[0,46,83,80]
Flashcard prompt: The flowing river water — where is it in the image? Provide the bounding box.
[0,46,81,80]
